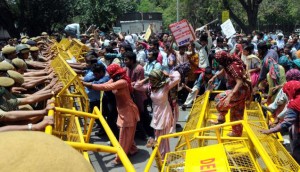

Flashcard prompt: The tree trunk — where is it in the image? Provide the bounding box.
[223,0,263,34]
[245,0,260,33]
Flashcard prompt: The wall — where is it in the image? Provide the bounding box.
[120,20,163,34]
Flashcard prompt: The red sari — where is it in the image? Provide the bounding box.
[214,51,251,136]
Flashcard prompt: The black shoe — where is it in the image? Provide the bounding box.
[181,105,186,111]
[176,124,182,128]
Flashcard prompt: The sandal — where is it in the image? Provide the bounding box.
[227,132,241,137]
[110,160,121,167]
[209,119,225,125]
[146,137,156,148]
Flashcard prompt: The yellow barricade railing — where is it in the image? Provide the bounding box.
[172,90,298,172]
[175,91,210,151]
[55,39,89,62]
[57,38,72,51]
[51,54,89,113]
[67,39,89,62]
[45,106,135,172]
[145,121,300,172]
[45,39,136,171]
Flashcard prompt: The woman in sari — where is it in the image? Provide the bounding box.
[261,80,300,163]
[83,64,139,165]
[134,69,180,160]
[209,51,252,137]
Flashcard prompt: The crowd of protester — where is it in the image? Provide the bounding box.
[1,25,300,165]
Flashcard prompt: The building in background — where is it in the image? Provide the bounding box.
[116,12,163,34]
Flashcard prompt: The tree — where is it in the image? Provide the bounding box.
[18,0,74,36]
[222,0,263,34]
[0,0,74,37]
[181,0,222,29]
[0,1,20,37]
[74,0,137,31]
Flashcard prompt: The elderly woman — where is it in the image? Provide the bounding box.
[263,69,300,124]
[209,51,252,137]
[263,57,286,104]
[134,69,180,160]
[261,80,300,164]
[83,64,139,165]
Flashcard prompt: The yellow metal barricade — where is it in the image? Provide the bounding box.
[45,37,137,171]
[67,39,89,62]
[51,54,89,113]
[145,121,300,172]
[176,91,210,151]
[58,38,72,51]
[45,106,135,172]
[51,54,90,138]
[168,90,299,172]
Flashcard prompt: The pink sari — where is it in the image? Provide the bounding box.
[250,71,259,87]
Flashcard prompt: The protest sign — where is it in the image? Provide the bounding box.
[144,25,152,41]
[220,19,236,38]
[169,19,195,46]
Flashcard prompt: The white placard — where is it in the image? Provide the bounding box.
[221,19,236,39]
[169,19,195,46]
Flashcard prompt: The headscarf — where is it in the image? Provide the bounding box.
[264,57,280,85]
[149,70,168,90]
[233,44,243,58]
[293,59,300,69]
[173,62,190,83]
[106,64,132,92]
[286,69,300,81]
[215,51,252,100]
[215,51,247,79]
[283,81,300,112]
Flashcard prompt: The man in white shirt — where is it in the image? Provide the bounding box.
[136,44,147,66]
[276,33,285,49]
[175,45,188,65]
[198,27,212,68]
[64,23,80,39]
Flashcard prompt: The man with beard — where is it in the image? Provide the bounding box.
[124,51,152,139]
[175,45,188,65]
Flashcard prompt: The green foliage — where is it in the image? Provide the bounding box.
[137,0,161,12]
[73,0,137,30]
[1,0,300,37]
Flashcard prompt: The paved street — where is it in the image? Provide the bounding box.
[89,108,190,172]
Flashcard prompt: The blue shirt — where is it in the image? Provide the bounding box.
[144,60,162,77]
[85,75,110,102]
[279,54,293,71]
[83,69,95,82]
[194,71,219,90]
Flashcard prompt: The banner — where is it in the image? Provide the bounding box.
[220,19,236,39]
[144,25,152,42]
[169,19,195,47]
